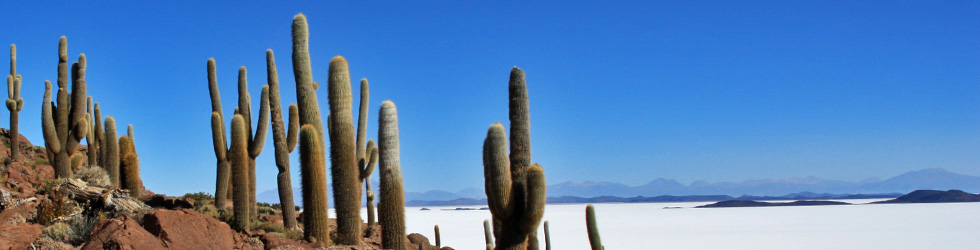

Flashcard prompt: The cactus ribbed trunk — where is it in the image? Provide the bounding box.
[118,136,141,197]
[231,115,250,231]
[365,178,376,225]
[103,116,119,187]
[86,98,97,167]
[292,14,329,243]
[434,225,441,247]
[42,38,90,179]
[93,103,103,166]
[7,44,23,162]
[378,101,406,250]
[265,49,298,230]
[328,56,361,245]
[484,67,546,250]
[207,58,231,209]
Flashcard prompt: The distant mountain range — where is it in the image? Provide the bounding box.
[258,168,980,206]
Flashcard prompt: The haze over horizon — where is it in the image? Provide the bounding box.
[2,1,978,196]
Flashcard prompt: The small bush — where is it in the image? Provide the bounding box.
[183,192,214,206]
[258,206,277,216]
[36,192,68,225]
[43,223,74,242]
[75,167,111,188]
[33,158,49,166]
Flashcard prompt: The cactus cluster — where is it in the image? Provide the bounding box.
[41,37,91,178]
[207,59,270,218]
[483,67,547,250]
[7,44,24,162]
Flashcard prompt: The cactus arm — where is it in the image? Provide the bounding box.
[266,49,288,170]
[519,163,547,235]
[483,122,512,218]
[41,81,61,154]
[360,140,377,179]
[211,112,228,161]
[127,124,134,142]
[207,58,223,115]
[8,44,14,78]
[355,78,369,164]
[586,205,602,250]
[55,37,69,147]
[237,66,253,143]
[249,86,269,157]
[287,104,299,152]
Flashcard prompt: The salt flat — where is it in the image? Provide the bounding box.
[346,199,980,250]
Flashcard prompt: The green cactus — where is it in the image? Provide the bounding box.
[206,59,270,217]
[41,37,90,178]
[7,44,24,162]
[544,221,551,250]
[327,55,362,244]
[85,97,98,167]
[93,103,103,166]
[230,114,250,231]
[292,13,329,244]
[586,205,602,250]
[102,116,119,187]
[378,100,406,250]
[118,136,141,197]
[265,49,299,230]
[70,153,85,171]
[484,219,494,248]
[434,225,441,247]
[364,139,378,226]
[483,67,547,250]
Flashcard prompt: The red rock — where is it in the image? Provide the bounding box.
[0,222,42,250]
[142,209,240,249]
[81,216,167,250]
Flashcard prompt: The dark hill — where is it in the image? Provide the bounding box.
[697,200,849,208]
[873,190,980,204]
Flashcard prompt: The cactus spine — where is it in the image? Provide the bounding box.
[41,37,90,178]
[7,44,24,162]
[483,67,546,250]
[230,114,250,231]
[378,100,406,250]
[206,59,270,215]
[586,205,603,250]
[118,135,141,197]
[292,13,329,243]
[102,116,119,187]
[265,49,299,230]
[327,56,362,244]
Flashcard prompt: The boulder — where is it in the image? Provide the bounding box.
[142,208,258,249]
[0,222,43,250]
[82,216,166,250]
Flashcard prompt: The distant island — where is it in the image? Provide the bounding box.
[695,189,980,208]
[403,192,900,207]
[696,200,850,208]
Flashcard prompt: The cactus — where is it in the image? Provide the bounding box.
[85,97,98,167]
[206,59,269,216]
[483,67,546,250]
[7,44,24,162]
[93,103,103,166]
[364,139,378,226]
[484,219,494,248]
[544,221,551,250]
[586,205,602,250]
[70,153,85,171]
[292,13,329,244]
[327,56,362,244]
[378,101,406,250]
[102,116,119,187]
[265,49,299,230]
[434,225,441,247]
[41,37,91,178]
[230,114,250,231]
[118,135,141,197]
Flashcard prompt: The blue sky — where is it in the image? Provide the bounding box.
[2,1,978,196]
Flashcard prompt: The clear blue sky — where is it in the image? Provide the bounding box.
[2,1,978,196]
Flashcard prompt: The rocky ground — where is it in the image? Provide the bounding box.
[0,129,452,250]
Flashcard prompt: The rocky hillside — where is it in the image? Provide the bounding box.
[0,128,451,250]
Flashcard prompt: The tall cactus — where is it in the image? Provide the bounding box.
[291,13,329,244]
[7,44,24,162]
[93,103,103,166]
[357,79,379,228]
[41,37,90,178]
[118,135,141,197]
[230,114,250,231]
[327,56,362,244]
[378,100,406,250]
[364,139,378,226]
[85,97,98,167]
[265,49,299,230]
[102,116,119,187]
[483,67,546,250]
[434,225,441,247]
[585,205,603,250]
[206,59,270,216]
